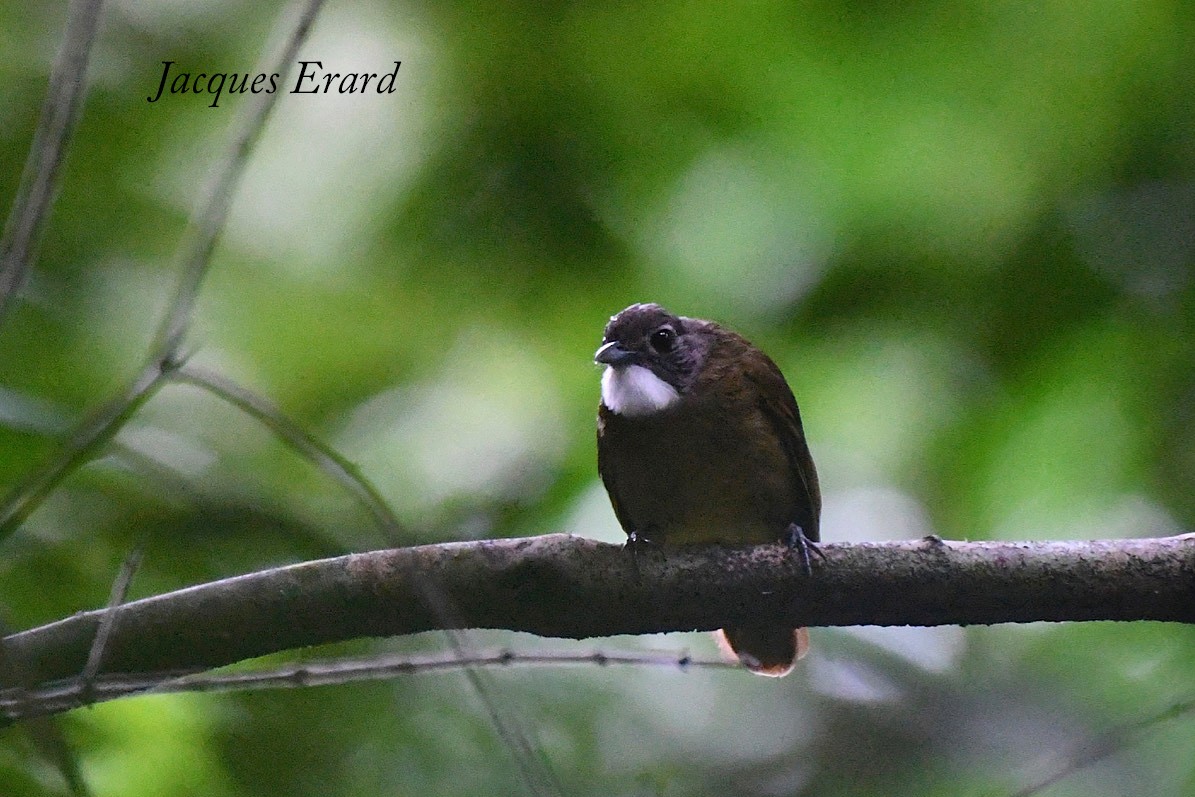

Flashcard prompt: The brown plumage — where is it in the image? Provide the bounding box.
[595,303,820,676]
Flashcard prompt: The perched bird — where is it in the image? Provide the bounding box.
[594,303,820,676]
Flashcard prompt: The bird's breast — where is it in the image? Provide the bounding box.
[600,394,796,546]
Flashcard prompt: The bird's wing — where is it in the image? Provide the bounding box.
[745,354,821,541]
[596,405,637,536]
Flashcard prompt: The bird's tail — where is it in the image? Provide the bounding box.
[716,627,809,677]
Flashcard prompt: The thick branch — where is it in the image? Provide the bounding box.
[6,534,1194,684]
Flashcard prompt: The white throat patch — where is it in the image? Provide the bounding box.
[601,365,680,417]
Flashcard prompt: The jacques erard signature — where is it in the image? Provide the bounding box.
[146,60,402,108]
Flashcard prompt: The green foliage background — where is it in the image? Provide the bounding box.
[2,0,1194,794]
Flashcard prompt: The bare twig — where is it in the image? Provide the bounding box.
[0,0,326,542]
[169,365,560,795]
[0,362,175,538]
[80,546,144,694]
[0,0,106,329]
[1010,696,1195,797]
[420,567,564,796]
[0,647,731,721]
[172,364,408,541]
[150,0,326,357]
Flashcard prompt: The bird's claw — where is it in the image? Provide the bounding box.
[624,529,658,570]
[785,523,824,577]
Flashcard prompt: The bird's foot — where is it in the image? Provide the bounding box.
[624,530,659,571]
[624,529,656,553]
[785,523,824,577]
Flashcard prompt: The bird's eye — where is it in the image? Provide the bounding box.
[650,326,676,352]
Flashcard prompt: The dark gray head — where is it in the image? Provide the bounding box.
[594,303,709,415]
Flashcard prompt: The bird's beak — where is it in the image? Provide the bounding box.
[594,341,637,366]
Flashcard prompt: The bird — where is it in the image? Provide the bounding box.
[594,302,820,676]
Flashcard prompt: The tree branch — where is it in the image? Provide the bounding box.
[5,534,1194,686]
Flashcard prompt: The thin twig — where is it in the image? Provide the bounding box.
[0,0,106,330]
[79,546,144,695]
[423,573,565,796]
[169,364,560,795]
[1009,697,1195,797]
[0,647,731,721]
[0,0,325,542]
[172,364,408,542]
[0,361,175,539]
[149,0,326,358]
